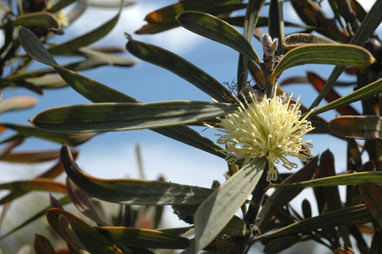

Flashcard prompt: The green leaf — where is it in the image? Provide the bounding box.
[194,158,266,252]
[309,0,382,110]
[48,3,122,55]
[177,11,261,63]
[329,115,382,140]
[313,79,382,115]
[125,35,236,103]
[97,226,190,249]
[19,27,227,158]
[254,204,370,242]
[271,44,375,82]
[6,12,59,29]
[0,123,95,146]
[61,146,213,205]
[273,171,382,188]
[268,0,284,55]
[31,101,236,132]
[49,0,75,13]
[0,96,37,114]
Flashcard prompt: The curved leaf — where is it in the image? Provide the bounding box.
[60,146,213,205]
[125,35,236,103]
[255,204,370,241]
[0,150,60,163]
[31,101,237,132]
[177,11,261,63]
[7,12,59,29]
[97,226,190,249]
[273,171,382,188]
[194,158,266,252]
[329,115,382,140]
[49,0,75,13]
[34,234,55,254]
[313,79,382,115]
[309,0,382,110]
[271,44,375,82]
[283,33,335,50]
[48,3,122,55]
[19,27,227,158]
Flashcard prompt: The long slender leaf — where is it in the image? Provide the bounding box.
[125,35,235,103]
[309,0,382,110]
[271,44,375,82]
[194,158,266,252]
[273,171,382,188]
[61,146,213,205]
[5,12,59,29]
[97,226,190,249]
[268,0,284,55]
[254,204,370,241]
[313,79,382,115]
[19,27,228,158]
[48,2,122,54]
[31,101,237,132]
[329,115,382,140]
[177,11,261,63]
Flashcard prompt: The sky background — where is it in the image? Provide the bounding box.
[0,0,378,253]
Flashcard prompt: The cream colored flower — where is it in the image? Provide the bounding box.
[213,89,314,181]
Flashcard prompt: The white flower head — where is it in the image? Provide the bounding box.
[213,88,314,181]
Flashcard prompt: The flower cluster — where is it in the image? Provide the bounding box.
[214,90,314,181]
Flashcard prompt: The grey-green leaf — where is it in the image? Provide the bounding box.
[31,101,237,132]
[194,158,266,252]
[61,146,213,205]
[125,34,236,103]
[271,44,375,82]
[177,11,261,63]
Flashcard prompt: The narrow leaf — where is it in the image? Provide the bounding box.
[271,44,375,82]
[7,12,59,29]
[329,115,382,140]
[283,33,335,50]
[309,0,382,110]
[20,27,225,157]
[273,171,382,188]
[0,150,60,163]
[177,11,261,63]
[34,234,55,254]
[125,35,235,103]
[97,226,190,249]
[313,79,382,115]
[255,204,370,241]
[60,146,213,205]
[31,101,237,132]
[48,4,122,55]
[194,158,266,252]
